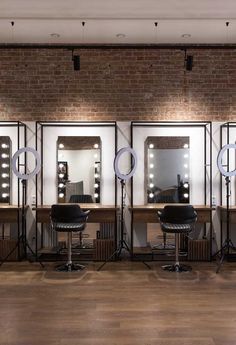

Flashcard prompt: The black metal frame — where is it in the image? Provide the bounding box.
[34,121,117,260]
[130,120,213,260]
[217,122,236,268]
[0,121,27,262]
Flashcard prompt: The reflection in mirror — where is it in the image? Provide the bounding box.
[146,136,190,204]
[0,136,11,204]
[57,136,101,203]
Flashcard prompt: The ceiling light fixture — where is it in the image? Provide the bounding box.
[181,34,191,38]
[50,33,60,38]
[116,33,126,38]
[184,49,193,71]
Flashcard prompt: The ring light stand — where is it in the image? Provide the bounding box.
[0,147,44,268]
[98,147,151,271]
[215,144,236,273]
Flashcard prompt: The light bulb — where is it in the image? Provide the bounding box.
[59,193,64,198]
[184,153,189,158]
[59,173,64,178]
[184,164,188,169]
[58,183,64,188]
[2,193,8,198]
[149,163,154,169]
[94,193,99,198]
[1,143,8,149]
[58,143,64,149]
[1,163,9,168]
[1,153,8,158]
[184,174,189,179]
[2,183,8,188]
[149,173,154,179]
[58,163,64,169]
[94,163,98,168]
[149,183,154,188]
[149,153,154,158]
[149,193,154,198]
[1,173,9,178]
[149,143,154,149]
[94,173,99,178]
[183,183,189,188]
[94,143,99,149]
[94,153,98,159]
[183,143,189,149]
[183,193,189,198]
[94,183,99,188]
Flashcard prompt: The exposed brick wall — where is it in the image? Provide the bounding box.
[0,48,235,121]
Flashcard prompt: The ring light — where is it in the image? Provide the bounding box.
[12,147,41,180]
[114,147,137,181]
[217,144,236,177]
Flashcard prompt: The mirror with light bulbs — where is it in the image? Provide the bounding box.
[0,136,11,204]
[146,136,190,204]
[57,136,101,204]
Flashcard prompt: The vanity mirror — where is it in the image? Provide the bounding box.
[146,136,190,204]
[57,136,101,203]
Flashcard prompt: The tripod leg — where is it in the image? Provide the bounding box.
[97,248,120,271]
[25,241,45,268]
[216,250,226,274]
[0,241,19,266]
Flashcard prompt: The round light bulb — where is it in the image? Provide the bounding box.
[1,163,9,168]
[94,173,99,178]
[59,173,64,178]
[149,173,154,179]
[58,163,64,169]
[58,143,64,149]
[94,143,99,149]
[184,174,189,179]
[184,164,188,169]
[149,163,154,169]
[58,183,64,188]
[1,143,8,149]
[59,193,64,198]
[1,153,8,158]
[2,193,8,198]
[149,183,154,188]
[183,143,189,149]
[183,193,189,198]
[94,163,98,168]
[149,143,154,149]
[149,193,154,198]
[1,173,9,178]
[149,153,154,158]
[2,183,8,188]
[183,183,189,188]
[94,193,99,198]
[94,183,99,188]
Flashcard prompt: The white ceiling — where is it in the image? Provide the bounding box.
[0,0,236,45]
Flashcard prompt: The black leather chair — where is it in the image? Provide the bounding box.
[69,194,93,203]
[158,205,197,272]
[50,204,90,272]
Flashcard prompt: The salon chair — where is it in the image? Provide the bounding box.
[158,205,197,272]
[69,194,93,203]
[50,204,90,272]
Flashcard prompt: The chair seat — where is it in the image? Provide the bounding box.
[53,222,85,232]
[161,223,191,234]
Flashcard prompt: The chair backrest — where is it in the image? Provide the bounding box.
[158,205,197,224]
[69,194,93,203]
[51,204,89,223]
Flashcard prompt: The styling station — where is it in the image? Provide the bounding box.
[1,5,236,342]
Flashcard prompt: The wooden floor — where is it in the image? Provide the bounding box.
[0,261,236,345]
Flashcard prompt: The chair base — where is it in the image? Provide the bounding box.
[56,263,85,272]
[162,263,192,272]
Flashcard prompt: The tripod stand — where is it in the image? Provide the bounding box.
[0,179,44,268]
[98,178,151,271]
[215,176,236,273]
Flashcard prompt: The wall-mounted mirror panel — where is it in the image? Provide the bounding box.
[0,136,11,204]
[146,136,190,203]
[57,136,101,203]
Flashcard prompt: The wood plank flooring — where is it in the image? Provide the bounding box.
[0,261,236,345]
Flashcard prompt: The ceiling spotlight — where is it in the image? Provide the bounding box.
[50,33,60,38]
[184,49,193,71]
[181,33,191,38]
[116,33,126,38]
